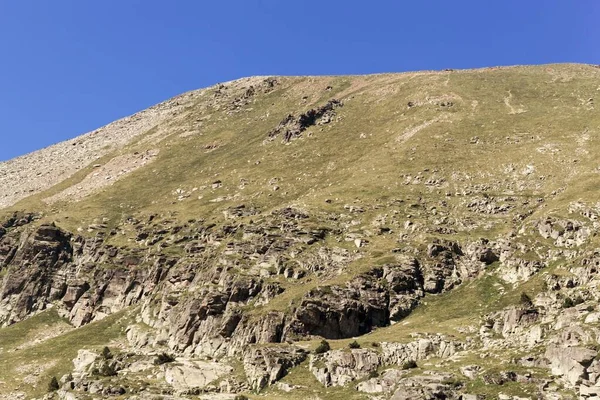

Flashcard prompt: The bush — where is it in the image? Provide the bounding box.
[519,292,532,307]
[573,296,585,306]
[586,305,595,312]
[348,340,361,349]
[371,342,380,347]
[368,370,379,379]
[48,376,59,392]
[101,346,113,360]
[562,297,574,308]
[563,296,585,309]
[314,340,331,354]
[234,395,249,400]
[154,352,176,365]
[402,360,417,370]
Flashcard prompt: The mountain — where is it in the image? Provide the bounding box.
[1,63,600,400]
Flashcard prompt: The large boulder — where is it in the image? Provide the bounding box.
[310,349,380,387]
[545,346,597,385]
[243,346,307,391]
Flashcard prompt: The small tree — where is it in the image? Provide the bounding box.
[48,376,59,392]
[101,346,113,360]
[314,340,330,354]
[348,340,361,349]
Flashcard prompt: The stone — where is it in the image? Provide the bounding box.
[73,350,98,374]
[243,346,307,391]
[310,349,380,387]
[545,345,597,385]
[164,360,232,390]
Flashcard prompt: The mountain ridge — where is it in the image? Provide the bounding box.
[0,63,599,399]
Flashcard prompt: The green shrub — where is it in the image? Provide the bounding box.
[371,342,380,347]
[368,370,379,379]
[348,340,361,349]
[234,395,249,400]
[48,376,59,392]
[101,346,113,360]
[402,360,417,370]
[315,340,331,354]
[562,297,575,308]
[563,295,585,308]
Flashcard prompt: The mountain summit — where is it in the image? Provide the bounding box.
[1,64,600,399]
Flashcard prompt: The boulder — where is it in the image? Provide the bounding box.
[164,360,232,391]
[243,346,307,391]
[310,349,380,387]
[545,345,597,385]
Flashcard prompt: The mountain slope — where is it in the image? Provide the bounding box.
[0,64,599,399]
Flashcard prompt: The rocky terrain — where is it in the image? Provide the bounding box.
[0,64,599,399]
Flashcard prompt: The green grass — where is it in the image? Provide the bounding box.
[0,308,135,397]
[1,64,600,397]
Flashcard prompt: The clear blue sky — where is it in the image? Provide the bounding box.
[0,1,598,161]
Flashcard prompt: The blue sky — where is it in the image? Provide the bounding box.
[0,1,598,160]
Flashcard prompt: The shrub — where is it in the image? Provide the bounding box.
[101,346,113,360]
[562,297,574,308]
[573,296,585,306]
[371,342,380,347]
[402,360,417,370]
[154,352,176,365]
[234,395,249,400]
[314,340,331,354]
[348,340,361,349]
[48,376,59,392]
[586,305,595,312]
[563,295,585,309]
[368,370,379,379]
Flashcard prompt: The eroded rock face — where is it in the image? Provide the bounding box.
[356,369,407,394]
[164,360,233,391]
[243,346,307,391]
[267,99,343,143]
[310,335,462,388]
[285,279,389,340]
[390,373,460,400]
[311,348,380,387]
[0,224,73,325]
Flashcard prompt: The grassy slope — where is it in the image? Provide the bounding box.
[4,64,598,232]
[0,64,599,398]
[0,308,133,397]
